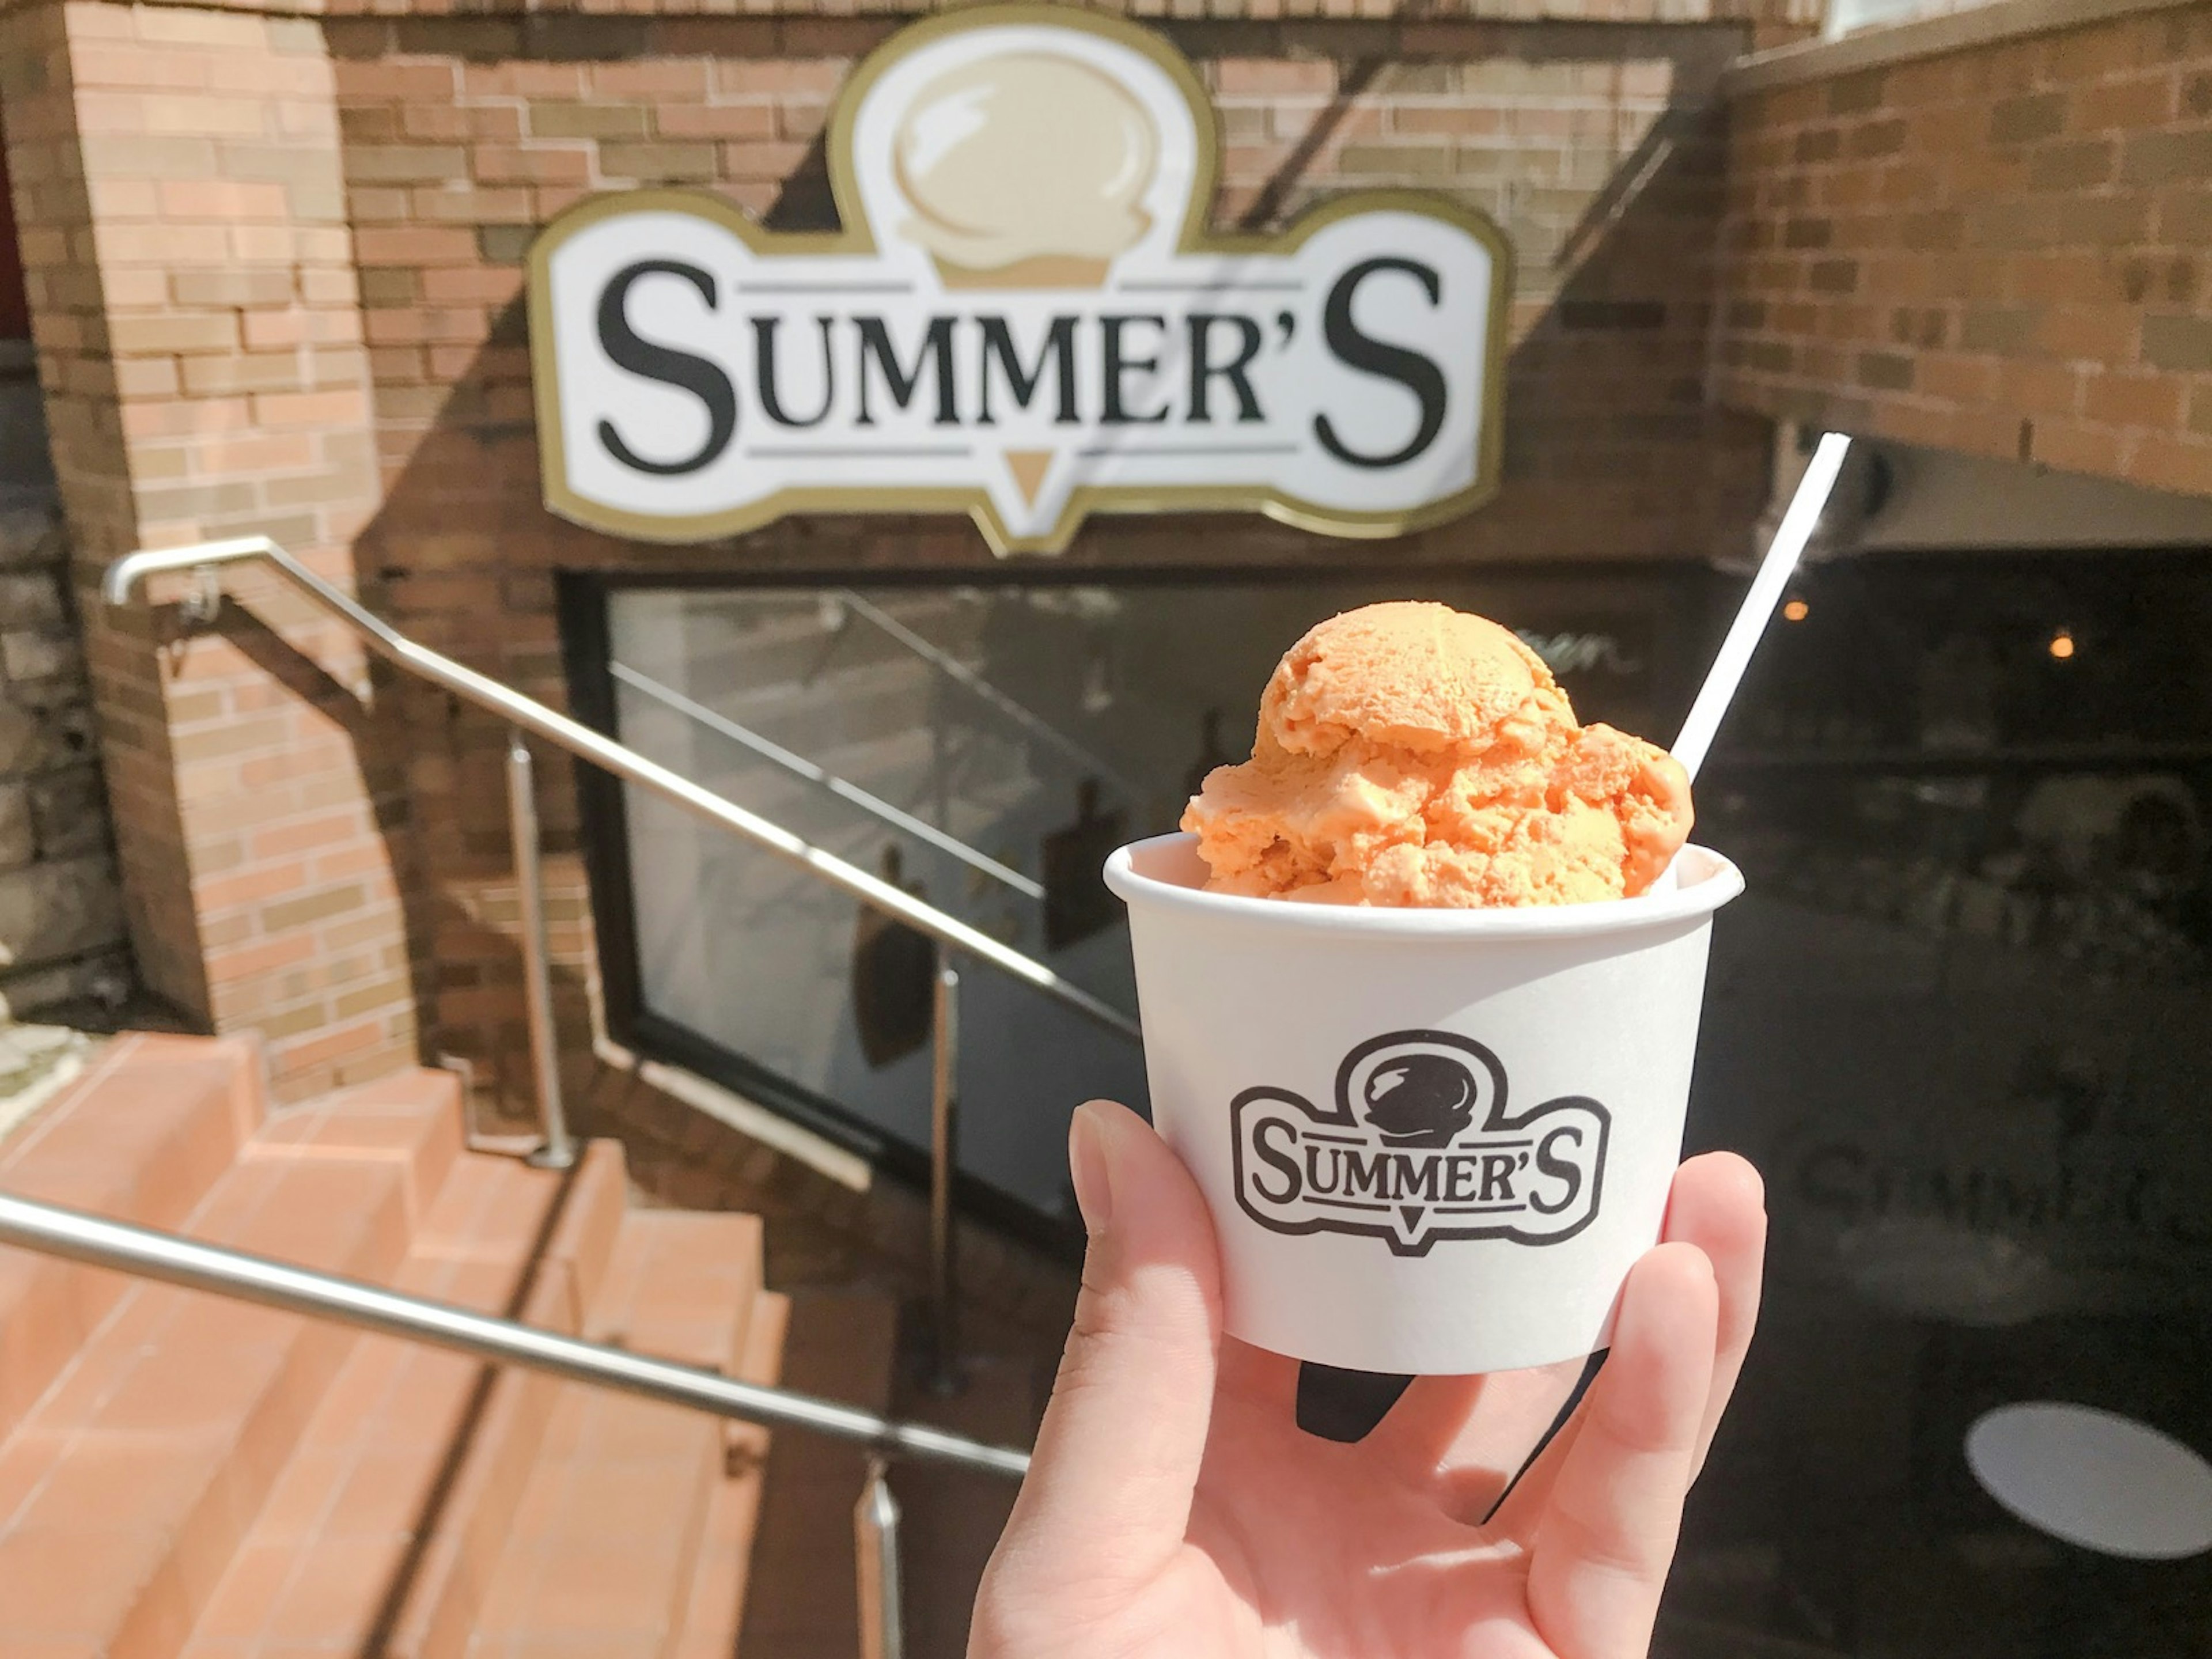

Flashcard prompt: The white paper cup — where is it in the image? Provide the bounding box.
[1103,833,1744,1376]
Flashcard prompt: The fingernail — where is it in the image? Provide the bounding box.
[1069,1104,1115,1237]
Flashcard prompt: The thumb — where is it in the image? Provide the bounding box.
[997,1100,1222,1593]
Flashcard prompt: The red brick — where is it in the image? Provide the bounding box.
[69,42,213,92]
[190,432,320,472]
[2130,433,2212,495]
[195,859,316,915]
[418,267,522,306]
[709,59,846,97]
[2082,370,2183,427]
[312,842,396,884]
[2034,308,2138,363]
[2007,252,2105,306]
[652,103,776,140]
[590,60,710,97]
[105,312,241,355]
[469,146,593,187]
[407,185,533,225]
[344,60,458,101]
[253,388,372,430]
[2074,72,2179,131]
[272,1016,393,1076]
[2028,418,2124,476]
[351,225,476,265]
[1391,106,1503,137]
[207,932,321,986]
[1997,358,2085,416]
[718,141,812,182]
[457,62,588,99]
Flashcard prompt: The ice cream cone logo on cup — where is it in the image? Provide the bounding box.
[1232,1032,1611,1257]
[529,6,1512,556]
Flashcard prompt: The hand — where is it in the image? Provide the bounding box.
[971,1101,1766,1659]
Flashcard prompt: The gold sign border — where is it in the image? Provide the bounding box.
[527,3,1514,557]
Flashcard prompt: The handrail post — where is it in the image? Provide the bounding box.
[855,1457,904,1659]
[929,946,960,1393]
[506,728,577,1171]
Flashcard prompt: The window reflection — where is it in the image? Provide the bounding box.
[1681,550,2212,1656]
[584,552,2212,1650]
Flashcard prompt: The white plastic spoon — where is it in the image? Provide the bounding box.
[1650,430,1852,891]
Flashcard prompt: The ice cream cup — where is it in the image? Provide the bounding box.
[1103,832,1744,1376]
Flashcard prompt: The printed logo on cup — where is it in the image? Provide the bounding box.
[1232,1032,1609,1257]
[527,5,1509,556]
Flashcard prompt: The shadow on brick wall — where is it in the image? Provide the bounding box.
[324,9,1776,1184]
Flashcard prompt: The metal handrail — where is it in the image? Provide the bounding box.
[608,658,1044,903]
[108,535,1141,1407]
[100,541,1094,1659]
[0,1188,1029,1478]
[103,540,1138,1042]
[836,590,1149,805]
[0,1184,970,1653]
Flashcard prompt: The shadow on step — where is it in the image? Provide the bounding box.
[740,1288,1052,1659]
[738,1288,901,1659]
[891,1344,1052,1659]
[354,1150,587,1655]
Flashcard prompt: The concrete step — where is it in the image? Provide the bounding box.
[168,1127,612,1659]
[0,1066,459,1657]
[0,1035,799,1659]
[464,1209,766,1659]
[737,1289,900,1659]
[0,1032,262,1445]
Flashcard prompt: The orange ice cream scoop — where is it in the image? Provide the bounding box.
[1181,601,1693,907]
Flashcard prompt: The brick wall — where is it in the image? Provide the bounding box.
[2,0,1801,1118]
[1713,1,2212,497]
[321,12,1774,1116]
[0,2,421,1097]
[330,16,1770,577]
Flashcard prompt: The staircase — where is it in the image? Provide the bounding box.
[0,1032,790,1659]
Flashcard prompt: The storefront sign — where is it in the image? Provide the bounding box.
[528,5,1510,555]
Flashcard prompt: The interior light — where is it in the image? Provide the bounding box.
[1967,1403,2212,1559]
[1782,599,1810,623]
[2048,629,2075,660]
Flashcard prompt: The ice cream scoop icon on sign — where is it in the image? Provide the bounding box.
[893,51,1157,289]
